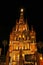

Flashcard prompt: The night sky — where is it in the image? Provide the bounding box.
[0,0,43,46]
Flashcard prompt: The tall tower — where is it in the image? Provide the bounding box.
[9,8,37,65]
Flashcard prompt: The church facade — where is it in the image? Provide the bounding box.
[9,8,37,65]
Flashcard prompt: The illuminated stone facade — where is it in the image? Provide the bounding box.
[9,9,37,65]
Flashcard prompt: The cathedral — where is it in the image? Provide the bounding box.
[9,8,37,65]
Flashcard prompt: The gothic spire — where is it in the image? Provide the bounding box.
[19,8,24,24]
[20,8,24,16]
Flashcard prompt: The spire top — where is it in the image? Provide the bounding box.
[19,8,24,24]
[20,8,24,12]
[20,8,24,16]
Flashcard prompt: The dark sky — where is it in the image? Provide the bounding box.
[0,0,43,43]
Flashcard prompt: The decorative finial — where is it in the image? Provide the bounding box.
[20,8,24,12]
[20,8,24,16]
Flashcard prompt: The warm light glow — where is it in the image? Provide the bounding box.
[33,41,34,44]
[13,55,15,60]
[18,54,19,60]
[14,37,16,40]
[19,35,21,38]
[16,46,18,50]
[9,45,13,52]
[40,57,42,60]
[22,54,24,57]
[23,35,24,38]
[35,48,37,51]
[21,9,24,12]
[31,36,35,38]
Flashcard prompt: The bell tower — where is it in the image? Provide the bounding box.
[9,8,37,65]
